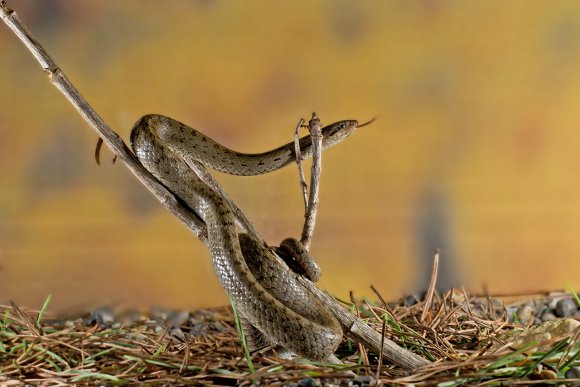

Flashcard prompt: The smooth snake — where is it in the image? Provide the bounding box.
[130,114,362,360]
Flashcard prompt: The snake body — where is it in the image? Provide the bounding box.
[130,114,360,359]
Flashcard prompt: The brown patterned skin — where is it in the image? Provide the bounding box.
[130,114,360,360]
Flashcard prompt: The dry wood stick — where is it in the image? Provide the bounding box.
[301,113,323,250]
[293,118,308,210]
[293,113,323,250]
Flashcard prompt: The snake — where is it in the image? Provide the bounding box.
[130,114,363,360]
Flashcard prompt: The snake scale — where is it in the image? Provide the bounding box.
[130,114,361,360]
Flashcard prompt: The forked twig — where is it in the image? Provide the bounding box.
[301,113,323,250]
[292,113,323,250]
[0,1,429,371]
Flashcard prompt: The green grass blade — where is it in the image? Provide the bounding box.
[69,371,123,382]
[566,284,580,307]
[2,310,10,326]
[44,358,62,372]
[35,346,68,368]
[35,294,52,327]
[152,342,167,357]
[229,297,254,374]
[85,347,115,361]
[520,339,570,376]
[486,341,536,370]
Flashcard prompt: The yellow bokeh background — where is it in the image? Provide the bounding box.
[1,1,579,314]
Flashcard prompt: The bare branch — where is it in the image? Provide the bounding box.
[293,118,308,210]
[292,113,323,250]
[300,112,323,249]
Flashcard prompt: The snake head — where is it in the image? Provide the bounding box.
[321,118,374,147]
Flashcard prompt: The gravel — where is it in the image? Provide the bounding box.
[506,293,579,325]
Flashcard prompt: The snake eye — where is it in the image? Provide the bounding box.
[322,120,358,137]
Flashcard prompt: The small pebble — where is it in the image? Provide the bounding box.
[189,323,209,337]
[539,369,557,379]
[516,304,535,323]
[118,310,143,325]
[566,366,580,379]
[548,296,565,310]
[168,310,190,327]
[353,375,375,385]
[535,304,549,316]
[555,298,578,317]
[91,307,115,326]
[213,321,228,332]
[169,327,186,341]
[150,306,169,321]
[126,332,147,341]
[404,295,419,306]
[297,377,318,387]
[541,312,557,322]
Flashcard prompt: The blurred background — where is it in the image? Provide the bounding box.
[1,1,580,315]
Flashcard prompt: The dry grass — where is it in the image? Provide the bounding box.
[0,289,578,386]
